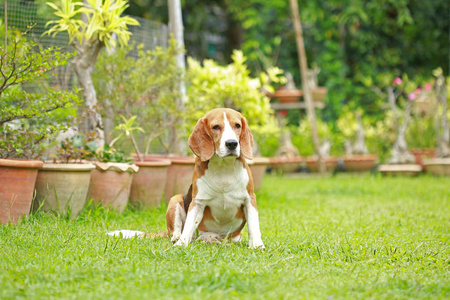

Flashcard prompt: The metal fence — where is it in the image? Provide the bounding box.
[1,0,169,91]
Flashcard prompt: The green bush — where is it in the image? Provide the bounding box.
[0,27,80,159]
[94,39,183,154]
[186,50,283,152]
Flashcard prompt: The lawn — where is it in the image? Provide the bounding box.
[0,174,449,299]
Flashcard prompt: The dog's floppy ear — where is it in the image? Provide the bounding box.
[188,117,215,161]
[240,117,254,160]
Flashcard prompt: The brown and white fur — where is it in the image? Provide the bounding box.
[108,108,264,249]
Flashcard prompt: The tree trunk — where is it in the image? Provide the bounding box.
[389,101,415,164]
[72,40,105,148]
[436,75,450,157]
[289,0,324,173]
[168,0,187,154]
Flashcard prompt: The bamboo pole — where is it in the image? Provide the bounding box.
[289,0,325,173]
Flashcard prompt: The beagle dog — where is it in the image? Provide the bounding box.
[109,108,264,249]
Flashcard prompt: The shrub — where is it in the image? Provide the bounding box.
[0,27,80,159]
[94,39,183,154]
[186,50,283,152]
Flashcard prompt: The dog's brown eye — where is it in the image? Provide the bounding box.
[235,124,241,129]
[212,125,220,130]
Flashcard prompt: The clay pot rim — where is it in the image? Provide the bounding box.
[304,156,338,162]
[135,159,172,167]
[246,157,271,165]
[132,154,195,164]
[168,156,196,164]
[270,156,303,163]
[378,164,423,172]
[342,154,378,161]
[423,158,450,165]
[93,162,139,173]
[40,162,95,171]
[0,158,44,169]
[272,89,303,97]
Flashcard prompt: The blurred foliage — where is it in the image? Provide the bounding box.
[94,38,183,154]
[126,0,448,123]
[91,144,134,163]
[185,50,283,150]
[0,26,80,159]
[53,132,98,163]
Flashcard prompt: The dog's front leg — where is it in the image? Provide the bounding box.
[174,203,205,247]
[244,196,265,249]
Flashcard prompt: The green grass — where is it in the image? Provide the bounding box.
[1,174,449,299]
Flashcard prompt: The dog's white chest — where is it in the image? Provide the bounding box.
[195,157,249,231]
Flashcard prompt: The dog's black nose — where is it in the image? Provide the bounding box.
[225,140,238,150]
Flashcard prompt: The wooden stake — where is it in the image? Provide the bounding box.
[289,0,325,173]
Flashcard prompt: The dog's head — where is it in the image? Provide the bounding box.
[188,108,254,162]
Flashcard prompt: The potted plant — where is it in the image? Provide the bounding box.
[0,27,79,224]
[105,116,170,208]
[292,120,338,173]
[33,133,95,218]
[270,72,302,103]
[44,0,140,146]
[87,143,138,213]
[424,68,450,176]
[93,40,186,204]
[376,76,425,176]
[337,109,378,172]
[306,67,328,103]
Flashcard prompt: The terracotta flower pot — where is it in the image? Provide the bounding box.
[411,148,436,167]
[247,157,270,190]
[0,159,44,224]
[270,156,303,173]
[423,158,450,176]
[34,163,95,218]
[271,89,303,103]
[87,162,138,213]
[164,156,195,203]
[342,154,377,172]
[130,159,171,208]
[305,156,339,172]
[378,164,423,176]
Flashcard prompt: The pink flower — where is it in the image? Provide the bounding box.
[408,92,417,101]
[119,84,124,90]
[415,88,422,95]
[393,77,403,85]
[424,83,432,91]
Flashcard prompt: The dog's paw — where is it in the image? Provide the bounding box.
[173,237,189,247]
[171,232,181,243]
[249,239,265,250]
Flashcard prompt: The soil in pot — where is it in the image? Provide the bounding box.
[34,163,95,218]
[0,159,43,224]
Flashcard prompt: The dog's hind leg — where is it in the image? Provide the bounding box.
[166,194,187,242]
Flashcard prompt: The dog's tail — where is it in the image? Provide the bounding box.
[107,230,169,239]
